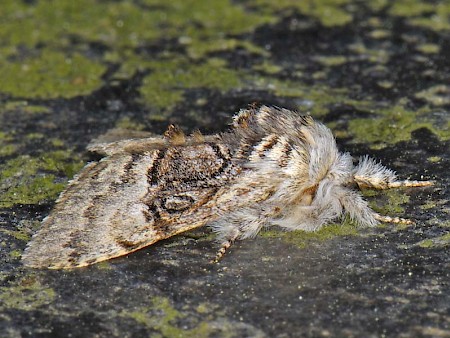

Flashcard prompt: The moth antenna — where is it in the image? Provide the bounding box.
[211,239,234,263]
[191,129,204,143]
[385,179,434,188]
[164,124,186,145]
[374,214,413,225]
[353,155,434,190]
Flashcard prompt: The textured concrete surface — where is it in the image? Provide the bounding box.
[0,1,449,337]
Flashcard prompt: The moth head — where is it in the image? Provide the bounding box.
[325,151,355,185]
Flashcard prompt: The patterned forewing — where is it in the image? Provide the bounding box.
[22,143,236,268]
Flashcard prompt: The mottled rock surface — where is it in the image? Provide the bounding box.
[0,0,448,337]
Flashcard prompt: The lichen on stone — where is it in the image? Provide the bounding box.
[0,151,83,208]
[0,275,56,311]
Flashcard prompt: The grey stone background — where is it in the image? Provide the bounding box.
[0,1,448,337]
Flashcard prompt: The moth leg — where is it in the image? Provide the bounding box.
[209,208,267,263]
[374,213,413,225]
[338,187,378,227]
[211,237,236,263]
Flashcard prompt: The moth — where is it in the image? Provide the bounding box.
[22,105,433,269]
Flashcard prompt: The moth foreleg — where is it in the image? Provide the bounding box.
[211,239,235,263]
[374,213,413,224]
[209,208,267,263]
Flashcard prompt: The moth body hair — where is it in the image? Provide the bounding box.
[209,106,433,260]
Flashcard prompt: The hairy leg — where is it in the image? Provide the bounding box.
[374,213,413,224]
[209,208,268,263]
[212,239,235,263]
[338,187,378,227]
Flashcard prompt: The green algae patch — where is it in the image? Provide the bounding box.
[377,81,394,89]
[95,261,113,271]
[190,39,269,60]
[347,43,390,64]
[348,109,417,146]
[0,151,84,208]
[387,0,450,31]
[0,131,14,142]
[389,0,435,17]
[40,150,84,178]
[418,195,448,212]
[0,101,50,115]
[26,133,45,140]
[121,297,212,338]
[0,0,274,95]
[261,218,358,249]
[141,0,273,59]
[0,132,17,157]
[314,55,348,67]
[0,143,17,157]
[115,116,146,131]
[0,229,31,242]
[249,77,364,118]
[0,275,56,311]
[195,303,210,315]
[442,221,450,228]
[9,249,22,259]
[416,43,440,54]
[140,58,242,112]
[420,201,437,211]
[407,4,450,31]
[1,1,159,49]
[368,29,390,39]
[252,61,283,75]
[416,233,450,249]
[363,189,410,215]
[253,0,353,27]
[0,50,106,99]
[50,138,65,148]
[427,156,441,163]
[252,77,308,100]
[2,0,273,56]
[415,85,450,106]
[348,104,450,147]
[0,174,65,208]
[366,0,389,12]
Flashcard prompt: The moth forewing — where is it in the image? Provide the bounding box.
[22,138,237,269]
[23,151,154,268]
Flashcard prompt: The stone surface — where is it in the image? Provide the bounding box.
[0,0,449,337]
